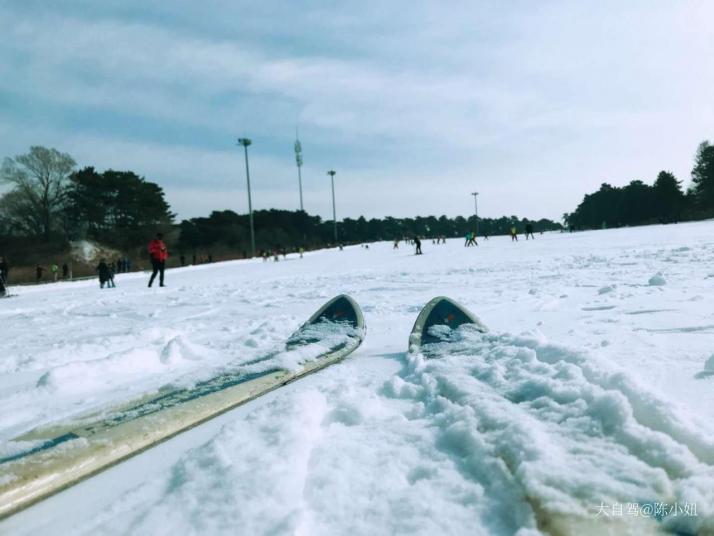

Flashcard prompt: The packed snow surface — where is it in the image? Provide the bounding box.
[2,221,714,535]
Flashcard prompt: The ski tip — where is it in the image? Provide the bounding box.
[408,296,487,352]
[305,294,366,337]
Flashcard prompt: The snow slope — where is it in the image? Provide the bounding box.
[2,221,714,535]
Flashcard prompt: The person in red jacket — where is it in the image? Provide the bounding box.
[148,232,168,287]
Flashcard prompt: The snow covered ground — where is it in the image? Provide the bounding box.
[2,221,714,535]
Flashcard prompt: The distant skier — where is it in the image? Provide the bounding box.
[62,263,69,279]
[50,263,59,282]
[36,264,45,283]
[96,259,112,288]
[0,256,8,283]
[0,256,7,297]
[148,232,168,288]
[467,232,478,247]
[525,222,535,240]
[414,236,422,255]
[510,226,518,241]
[108,262,116,288]
[393,239,399,249]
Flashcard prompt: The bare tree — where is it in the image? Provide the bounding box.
[0,189,45,236]
[1,146,76,241]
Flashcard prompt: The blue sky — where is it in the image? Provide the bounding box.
[1,1,713,221]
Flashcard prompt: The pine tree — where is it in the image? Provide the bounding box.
[653,171,684,222]
[691,141,714,212]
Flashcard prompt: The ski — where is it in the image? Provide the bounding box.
[408,296,487,354]
[406,298,662,534]
[0,294,366,519]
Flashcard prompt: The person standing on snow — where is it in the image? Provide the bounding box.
[0,256,7,297]
[0,256,8,284]
[510,226,518,241]
[96,259,112,288]
[107,262,116,288]
[525,222,535,240]
[148,232,168,287]
[414,236,423,255]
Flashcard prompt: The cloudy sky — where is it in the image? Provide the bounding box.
[1,1,713,222]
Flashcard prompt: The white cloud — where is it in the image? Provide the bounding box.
[1,1,713,221]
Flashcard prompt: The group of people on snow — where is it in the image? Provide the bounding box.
[97,232,169,288]
[96,260,116,289]
[5,223,546,295]
[34,262,70,283]
[407,223,540,255]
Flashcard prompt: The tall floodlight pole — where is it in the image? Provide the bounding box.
[294,130,304,211]
[471,192,479,237]
[238,138,256,257]
[327,170,337,242]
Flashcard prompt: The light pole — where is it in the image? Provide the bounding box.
[327,170,337,243]
[294,129,304,211]
[238,138,256,257]
[471,192,479,237]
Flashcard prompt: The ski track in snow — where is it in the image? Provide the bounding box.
[2,221,714,535]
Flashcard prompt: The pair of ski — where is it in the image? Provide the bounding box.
[0,295,485,519]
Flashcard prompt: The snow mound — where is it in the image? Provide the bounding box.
[648,273,667,286]
[237,321,362,375]
[705,354,714,372]
[401,326,714,533]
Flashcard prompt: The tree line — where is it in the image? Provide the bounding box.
[564,140,714,230]
[1,146,562,265]
[179,210,561,255]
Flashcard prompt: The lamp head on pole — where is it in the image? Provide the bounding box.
[237,138,252,147]
[327,170,336,177]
